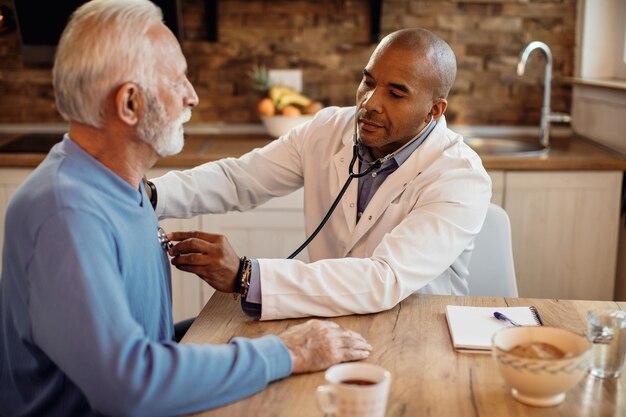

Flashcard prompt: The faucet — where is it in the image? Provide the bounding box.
[517,41,571,148]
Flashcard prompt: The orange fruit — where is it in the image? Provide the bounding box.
[281,105,302,117]
[257,98,276,116]
[303,101,324,115]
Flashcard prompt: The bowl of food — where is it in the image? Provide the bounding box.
[260,115,314,138]
[492,326,591,407]
[255,85,324,138]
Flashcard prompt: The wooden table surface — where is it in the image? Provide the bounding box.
[182,293,626,417]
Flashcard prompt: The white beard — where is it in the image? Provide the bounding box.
[138,91,191,157]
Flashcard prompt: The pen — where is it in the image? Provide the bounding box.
[493,311,521,327]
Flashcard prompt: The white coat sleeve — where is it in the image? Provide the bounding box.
[151,123,313,220]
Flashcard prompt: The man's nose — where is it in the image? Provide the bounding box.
[361,89,381,113]
[184,79,199,108]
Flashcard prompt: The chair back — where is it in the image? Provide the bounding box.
[468,203,518,297]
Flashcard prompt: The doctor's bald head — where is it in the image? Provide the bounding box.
[374,28,457,100]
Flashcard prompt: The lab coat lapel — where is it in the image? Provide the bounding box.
[345,120,447,252]
[332,133,358,234]
[347,159,418,250]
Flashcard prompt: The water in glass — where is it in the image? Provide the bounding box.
[587,309,626,378]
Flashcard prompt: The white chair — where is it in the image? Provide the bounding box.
[467,203,518,297]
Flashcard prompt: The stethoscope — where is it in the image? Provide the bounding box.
[287,108,434,259]
[158,227,173,251]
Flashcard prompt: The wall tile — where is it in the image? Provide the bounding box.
[0,0,576,126]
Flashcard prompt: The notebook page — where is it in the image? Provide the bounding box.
[445,305,541,352]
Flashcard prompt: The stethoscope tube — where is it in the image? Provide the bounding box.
[287,145,381,259]
[287,109,433,260]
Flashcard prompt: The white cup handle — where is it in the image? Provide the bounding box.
[315,384,337,415]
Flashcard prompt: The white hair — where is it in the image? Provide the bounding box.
[53,0,163,128]
[138,88,190,156]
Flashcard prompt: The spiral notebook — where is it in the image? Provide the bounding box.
[445,305,543,353]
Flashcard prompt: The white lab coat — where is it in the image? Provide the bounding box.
[153,106,492,320]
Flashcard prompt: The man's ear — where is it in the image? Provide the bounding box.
[115,83,141,126]
[428,99,448,121]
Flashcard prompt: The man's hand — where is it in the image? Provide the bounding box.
[278,319,372,374]
[167,231,240,293]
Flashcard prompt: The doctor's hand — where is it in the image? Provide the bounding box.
[167,231,240,293]
[278,319,372,374]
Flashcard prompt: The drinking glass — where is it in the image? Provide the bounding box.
[587,308,626,378]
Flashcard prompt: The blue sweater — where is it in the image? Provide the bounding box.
[0,137,291,417]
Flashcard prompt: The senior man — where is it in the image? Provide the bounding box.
[148,28,492,320]
[0,1,371,416]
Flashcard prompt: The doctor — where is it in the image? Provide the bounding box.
[149,28,492,320]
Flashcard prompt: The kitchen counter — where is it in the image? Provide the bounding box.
[477,134,626,170]
[0,133,274,169]
[1,130,625,170]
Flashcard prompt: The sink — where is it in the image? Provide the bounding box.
[463,136,547,156]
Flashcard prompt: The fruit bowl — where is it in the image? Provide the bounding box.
[261,115,314,138]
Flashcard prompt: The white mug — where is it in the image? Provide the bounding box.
[315,363,391,417]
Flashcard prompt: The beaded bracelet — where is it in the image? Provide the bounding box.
[239,258,252,298]
[233,256,252,300]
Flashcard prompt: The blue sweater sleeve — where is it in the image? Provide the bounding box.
[27,209,291,417]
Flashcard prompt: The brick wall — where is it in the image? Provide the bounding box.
[0,0,576,125]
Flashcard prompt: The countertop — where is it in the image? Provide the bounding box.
[0,133,274,169]
[476,134,626,170]
[1,127,625,170]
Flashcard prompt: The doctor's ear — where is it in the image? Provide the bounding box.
[115,83,141,126]
[427,99,448,121]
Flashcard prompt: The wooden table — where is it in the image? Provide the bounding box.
[182,293,626,417]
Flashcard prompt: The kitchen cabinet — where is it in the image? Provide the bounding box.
[488,170,622,300]
[199,191,308,263]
